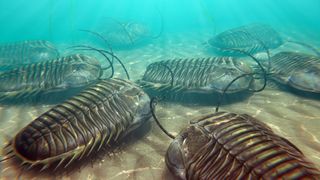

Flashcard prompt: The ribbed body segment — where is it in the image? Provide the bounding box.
[139,57,253,94]
[5,78,151,170]
[208,24,283,55]
[166,112,320,179]
[0,54,102,102]
[269,52,320,93]
[0,40,59,69]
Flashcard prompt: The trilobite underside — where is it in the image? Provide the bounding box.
[208,23,283,56]
[166,112,320,179]
[2,78,151,173]
[0,40,59,70]
[137,57,254,101]
[0,54,103,104]
[267,51,320,93]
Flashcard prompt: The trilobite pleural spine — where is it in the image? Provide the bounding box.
[3,78,151,171]
[139,57,253,94]
[166,112,320,179]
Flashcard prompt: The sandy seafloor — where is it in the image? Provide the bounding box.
[0,30,320,179]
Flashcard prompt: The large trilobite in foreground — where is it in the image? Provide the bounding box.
[2,78,151,173]
[166,112,320,179]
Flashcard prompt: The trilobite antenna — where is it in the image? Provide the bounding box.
[79,29,114,54]
[98,49,130,80]
[286,40,320,57]
[215,73,253,113]
[221,47,267,92]
[104,17,134,45]
[150,7,164,39]
[79,29,115,64]
[215,47,268,112]
[240,30,271,73]
[69,45,114,79]
[158,62,174,87]
[149,64,175,139]
[150,97,175,139]
[72,45,130,80]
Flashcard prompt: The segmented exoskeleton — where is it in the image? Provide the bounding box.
[268,52,320,93]
[86,15,163,49]
[0,54,103,103]
[138,57,254,95]
[0,40,59,70]
[208,23,320,57]
[1,78,151,172]
[165,112,320,179]
[208,24,283,56]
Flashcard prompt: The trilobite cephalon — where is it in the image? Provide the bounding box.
[166,111,320,179]
[1,78,151,173]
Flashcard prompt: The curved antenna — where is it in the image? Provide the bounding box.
[222,47,267,92]
[150,7,164,39]
[79,29,113,53]
[286,40,320,57]
[158,62,174,87]
[215,44,269,112]
[69,45,113,70]
[79,29,115,64]
[146,62,175,139]
[240,30,271,73]
[98,49,130,80]
[69,45,114,79]
[215,73,253,112]
[71,45,130,80]
[104,17,134,45]
[150,97,175,139]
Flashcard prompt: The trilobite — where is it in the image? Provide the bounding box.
[0,40,59,70]
[1,78,151,173]
[166,111,320,179]
[208,23,283,56]
[0,54,103,103]
[88,17,163,50]
[268,51,320,93]
[138,57,254,97]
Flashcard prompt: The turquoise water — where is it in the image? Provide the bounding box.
[0,0,320,179]
[1,0,319,42]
